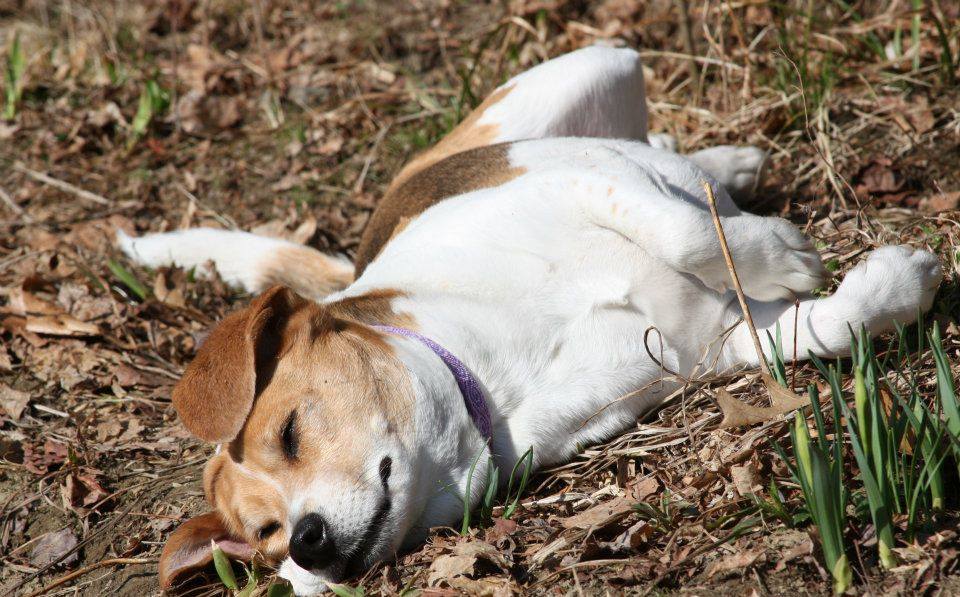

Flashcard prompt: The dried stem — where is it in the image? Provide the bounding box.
[13,162,110,206]
[22,558,154,597]
[702,181,770,375]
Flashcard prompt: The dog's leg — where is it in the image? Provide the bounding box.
[687,146,768,202]
[579,154,827,301]
[117,228,352,301]
[721,246,942,367]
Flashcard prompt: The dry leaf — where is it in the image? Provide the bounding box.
[7,287,62,316]
[29,528,79,567]
[627,475,659,501]
[427,540,509,586]
[717,375,807,428]
[484,517,518,543]
[561,496,634,530]
[0,385,30,420]
[707,549,762,577]
[731,461,761,496]
[25,314,99,337]
[153,269,186,308]
[445,577,513,597]
[920,191,960,213]
[774,535,814,571]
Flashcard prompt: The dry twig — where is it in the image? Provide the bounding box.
[13,162,111,206]
[22,558,155,597]
[702,181,769,375]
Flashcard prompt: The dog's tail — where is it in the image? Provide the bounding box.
[117,228,353,301]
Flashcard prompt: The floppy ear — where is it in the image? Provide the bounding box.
[158,512,255,590]
[172,285,308,442]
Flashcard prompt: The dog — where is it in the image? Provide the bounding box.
[119,47,942,595]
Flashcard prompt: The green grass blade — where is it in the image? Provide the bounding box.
[210,541,238,590]
[107,259,150,301]
[3,32,25,120]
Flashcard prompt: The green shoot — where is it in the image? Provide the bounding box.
[502,446,534,519]
[107,259,151,301]
[479,458,500,522]
[460,448,486,535]
[3,32,25,120]
[785,385,851,594]
[328,583,365,597]
[910,0,922,71]
[766,326,789,387]
[267,583,295,597]
[128,78,170,148]
[211,540,238,590]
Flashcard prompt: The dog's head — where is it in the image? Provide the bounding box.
[159,286,422,589]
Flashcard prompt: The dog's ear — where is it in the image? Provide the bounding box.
[159,512,255,590]
[172,285,308,442]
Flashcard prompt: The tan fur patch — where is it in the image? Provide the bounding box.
[258,245,353,301]
[354,142,526,275]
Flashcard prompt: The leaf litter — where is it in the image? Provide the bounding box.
[0,1,959,596]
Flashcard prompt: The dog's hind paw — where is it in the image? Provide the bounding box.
[833,245,942,323]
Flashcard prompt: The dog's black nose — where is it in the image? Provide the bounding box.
[289,513,335,570]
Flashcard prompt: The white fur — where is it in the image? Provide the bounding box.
[119,47,942,595]
[117,228,351,298]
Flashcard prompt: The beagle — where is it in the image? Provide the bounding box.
[120,47,942,595]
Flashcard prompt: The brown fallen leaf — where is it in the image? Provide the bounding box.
[600,519,654,554]
[6,287,62,316]
[774,535,814,571]
[562,496,634,530]
[920,191,960,213]
[0,384,30,420]
[716,374,807,429]
[707,549,762,577]
[25,314,99,337]
[627,475,659,502]
[427,540,510,586]
[484,517,518,543]
[153,269,186,308]
[29,528,79,568]
[445,577,514,597]
[731,461,761,496]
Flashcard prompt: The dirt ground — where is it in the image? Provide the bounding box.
[1,1,959,596]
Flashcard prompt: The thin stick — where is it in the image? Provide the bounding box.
[13,162,110,206]
[0,185,32,221]
[22,558,154,597]
[702,181,770,375]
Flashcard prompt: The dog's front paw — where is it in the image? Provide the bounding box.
[721,217,828,302]
[647,133,677,152]
[690,145,768,200]
[834,245,942,321]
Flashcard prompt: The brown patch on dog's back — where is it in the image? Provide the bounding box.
[391,84,514,191]
[354,142,526,275]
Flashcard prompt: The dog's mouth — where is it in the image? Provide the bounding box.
[343,494,392,578]
[333,493,393,581]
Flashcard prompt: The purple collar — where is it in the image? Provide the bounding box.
[373,325,492,441]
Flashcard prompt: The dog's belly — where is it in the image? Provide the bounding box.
[480,230,727,467]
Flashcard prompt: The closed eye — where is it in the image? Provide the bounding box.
[281,410,298,460]
[257,521,281,541]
